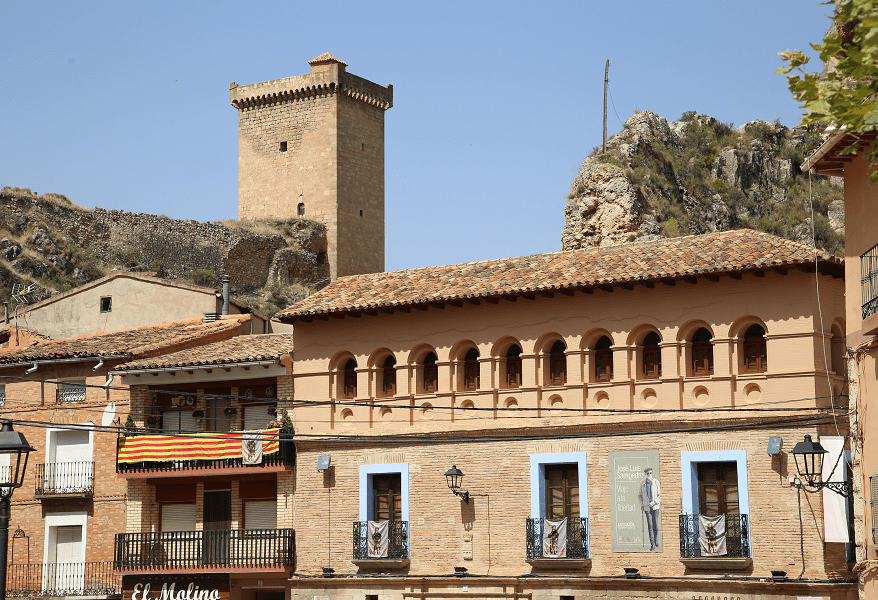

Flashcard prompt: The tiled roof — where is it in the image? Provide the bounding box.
[0,316,249,365]
[117,333,295,371]
[277,229,842,320]
[308,53,347,67]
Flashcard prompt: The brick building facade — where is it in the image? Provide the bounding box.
[0,315,255,597]
[275,229,856,600]
[231,54,392,280]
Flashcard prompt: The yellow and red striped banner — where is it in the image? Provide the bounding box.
[118,429,280,463]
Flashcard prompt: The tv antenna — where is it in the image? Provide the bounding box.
[11,283,42,305]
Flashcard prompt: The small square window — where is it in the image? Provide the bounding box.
[100,297,111,313]
[561,596,575,600]
[366,596,378,600]
[279,141,288,152]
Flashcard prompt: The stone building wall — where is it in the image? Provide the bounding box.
[0,189,329,293]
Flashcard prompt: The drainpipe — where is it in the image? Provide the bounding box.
[221,275,231,316]
[3,303,7,325]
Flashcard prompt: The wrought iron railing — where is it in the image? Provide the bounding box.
[862,243,878,320]
[352,521,409,559]
[679,513,750,558]
[35,462,94,496]
[525,517,589,559]
[6,561,120,597]
[117,428,295,474]
[56,385,87,403]
[114,529,295,571]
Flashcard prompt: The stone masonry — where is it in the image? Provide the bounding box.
[231,54,392,279]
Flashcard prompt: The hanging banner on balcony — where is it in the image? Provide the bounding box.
[608,449,662,552]
[123,574,229,600]
[118,429,279,463]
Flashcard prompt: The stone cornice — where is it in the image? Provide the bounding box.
[231,72,392,111]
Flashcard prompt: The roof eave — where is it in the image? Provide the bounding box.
[280,261,842,323]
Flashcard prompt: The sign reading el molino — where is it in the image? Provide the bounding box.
[123,575,229,600]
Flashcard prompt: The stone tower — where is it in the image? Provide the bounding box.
[230,54,393,280]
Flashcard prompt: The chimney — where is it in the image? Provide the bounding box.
[221,275,231,315]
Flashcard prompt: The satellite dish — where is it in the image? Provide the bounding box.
[101,402,116,427]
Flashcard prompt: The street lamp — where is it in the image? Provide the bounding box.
[444,465,470,504]
[790,434,852,497]
[0,421,34,600]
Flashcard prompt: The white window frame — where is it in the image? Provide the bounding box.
[45,426,94,465]
[529,452,589,518]
[680,449,751,552]
[43,511,88,592]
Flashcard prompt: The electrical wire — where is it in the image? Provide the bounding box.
[607,84,625,129]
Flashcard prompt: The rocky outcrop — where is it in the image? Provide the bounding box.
[562,111,844,255]
[0,187,329,311]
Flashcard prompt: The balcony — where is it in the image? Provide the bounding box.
[6,561,120,597]
[35,462,94,498]
[679,513,752,570]
[117,428,295,477]
[114,529,295,573]
[525,517,589,568]
[352,521,409,569]
[56,386,86,403]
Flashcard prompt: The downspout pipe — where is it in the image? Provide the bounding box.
[221,275,231,316]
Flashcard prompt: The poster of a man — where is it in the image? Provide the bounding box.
[638,467,661,551]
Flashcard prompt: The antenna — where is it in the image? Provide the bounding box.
[11,283,43,306]
[603,59,610,154]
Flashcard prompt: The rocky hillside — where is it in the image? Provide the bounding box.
[0,187,329,316]
[563,111,844,255]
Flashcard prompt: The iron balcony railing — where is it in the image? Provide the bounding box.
[862,242,878,320]
[115,529,295,572]
[56,386,87,403]
[117,428,295,474]
[6,561,120,597]
[352,521,409,559]
[526,517,589,559]
[35,462,94,496]
[679,513,750,558]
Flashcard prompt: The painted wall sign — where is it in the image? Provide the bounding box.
[609,450,662,552]
[123,575,229,600]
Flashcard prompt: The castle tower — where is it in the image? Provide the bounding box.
[230,54,393,280]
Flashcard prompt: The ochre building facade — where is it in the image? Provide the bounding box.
[276,230,855,600]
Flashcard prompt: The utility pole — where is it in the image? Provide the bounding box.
[603,59,609,154]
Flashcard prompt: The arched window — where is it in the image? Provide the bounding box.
[549,341,567,385]
[464,348,480,391]
[343,359,357,398]
[505,345,522,389]
[595,336,613,382]
[743,324,767,373]
[692,328,714,375]
[297,203,305,218]
[422,352,438,393]
[382,356,397,396]
[642,332,662,379]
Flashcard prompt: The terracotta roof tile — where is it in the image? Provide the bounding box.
[308,53,347,67]
[277,229,841,320]
[117,333,294,371]
[0,316,249,365]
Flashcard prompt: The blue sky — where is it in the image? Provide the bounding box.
[1,1,833,272]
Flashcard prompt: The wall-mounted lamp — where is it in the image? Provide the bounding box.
[790,435,852,497]
[771,570,787,582]
[454,566,468,577]
[322,567,334,578]
[317,455,331,472]
[445,465,470,504]
[623,567,640,579]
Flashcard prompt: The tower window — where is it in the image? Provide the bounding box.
[279,141,287,152]
[100,297,112,313]
[359,210,363,217]
[297,203,305,218]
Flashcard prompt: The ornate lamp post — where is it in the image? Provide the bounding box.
[0,422,34,600]
[790,434,852,497]
[444,465,470,504]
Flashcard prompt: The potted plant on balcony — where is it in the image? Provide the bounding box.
[123,414,138,436]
